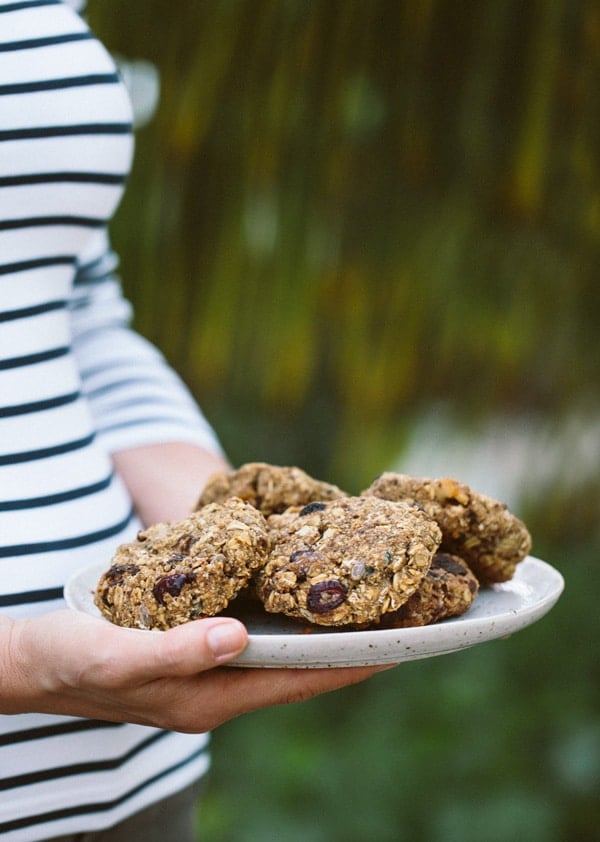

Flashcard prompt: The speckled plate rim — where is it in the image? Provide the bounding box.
[64,556,564,668]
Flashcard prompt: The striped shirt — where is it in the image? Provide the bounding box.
[0,2,221,838]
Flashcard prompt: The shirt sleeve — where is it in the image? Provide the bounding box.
[69,229,224,456]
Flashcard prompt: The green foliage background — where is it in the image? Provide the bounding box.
[89,2,600,839]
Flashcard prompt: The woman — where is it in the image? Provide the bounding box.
[0,2,382,839]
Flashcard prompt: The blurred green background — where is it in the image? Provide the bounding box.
[89,1,599,839]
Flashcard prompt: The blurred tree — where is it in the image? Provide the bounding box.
[88,0,599,485]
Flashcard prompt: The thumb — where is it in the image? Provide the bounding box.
[23,611,249,691]
[95,616,249,685]
[148,617,249,677]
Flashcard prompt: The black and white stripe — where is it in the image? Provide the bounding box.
[0,2,217,838]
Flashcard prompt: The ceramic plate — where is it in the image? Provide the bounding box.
[64,556,564,668]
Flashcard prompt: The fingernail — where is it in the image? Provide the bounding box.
[206,622,245,662]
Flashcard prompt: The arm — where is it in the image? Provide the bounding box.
[112,441,229,525]
[70,230,225,464]
[69,229,231,523]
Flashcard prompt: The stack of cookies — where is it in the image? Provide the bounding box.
[94,463,532,631]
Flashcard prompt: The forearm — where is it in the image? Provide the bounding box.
[112,441,230,526]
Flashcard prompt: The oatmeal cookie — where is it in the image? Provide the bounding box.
[363,473,531,583]
[256,496,442,627]
[94,498,270,630]
[197,462,347,516]
[377,552,479,628]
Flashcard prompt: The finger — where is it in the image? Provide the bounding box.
[53,613,249,689]
[152,618,249,675]
[125,663,392,733]
[88,617,248,686]
[190,663,390,727]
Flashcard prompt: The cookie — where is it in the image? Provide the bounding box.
[256,496,442,627]
[363,473,531,583]
[377,552,479,628]
[197,462,347,516]
[94,498,270,630]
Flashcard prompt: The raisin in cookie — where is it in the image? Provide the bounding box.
[256,496,442,627]
[94,498,269,630]
[197,462,347,516]
[377,552,479,628]
[363,473,531,584]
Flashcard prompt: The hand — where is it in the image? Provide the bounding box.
[1,611,388,732]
